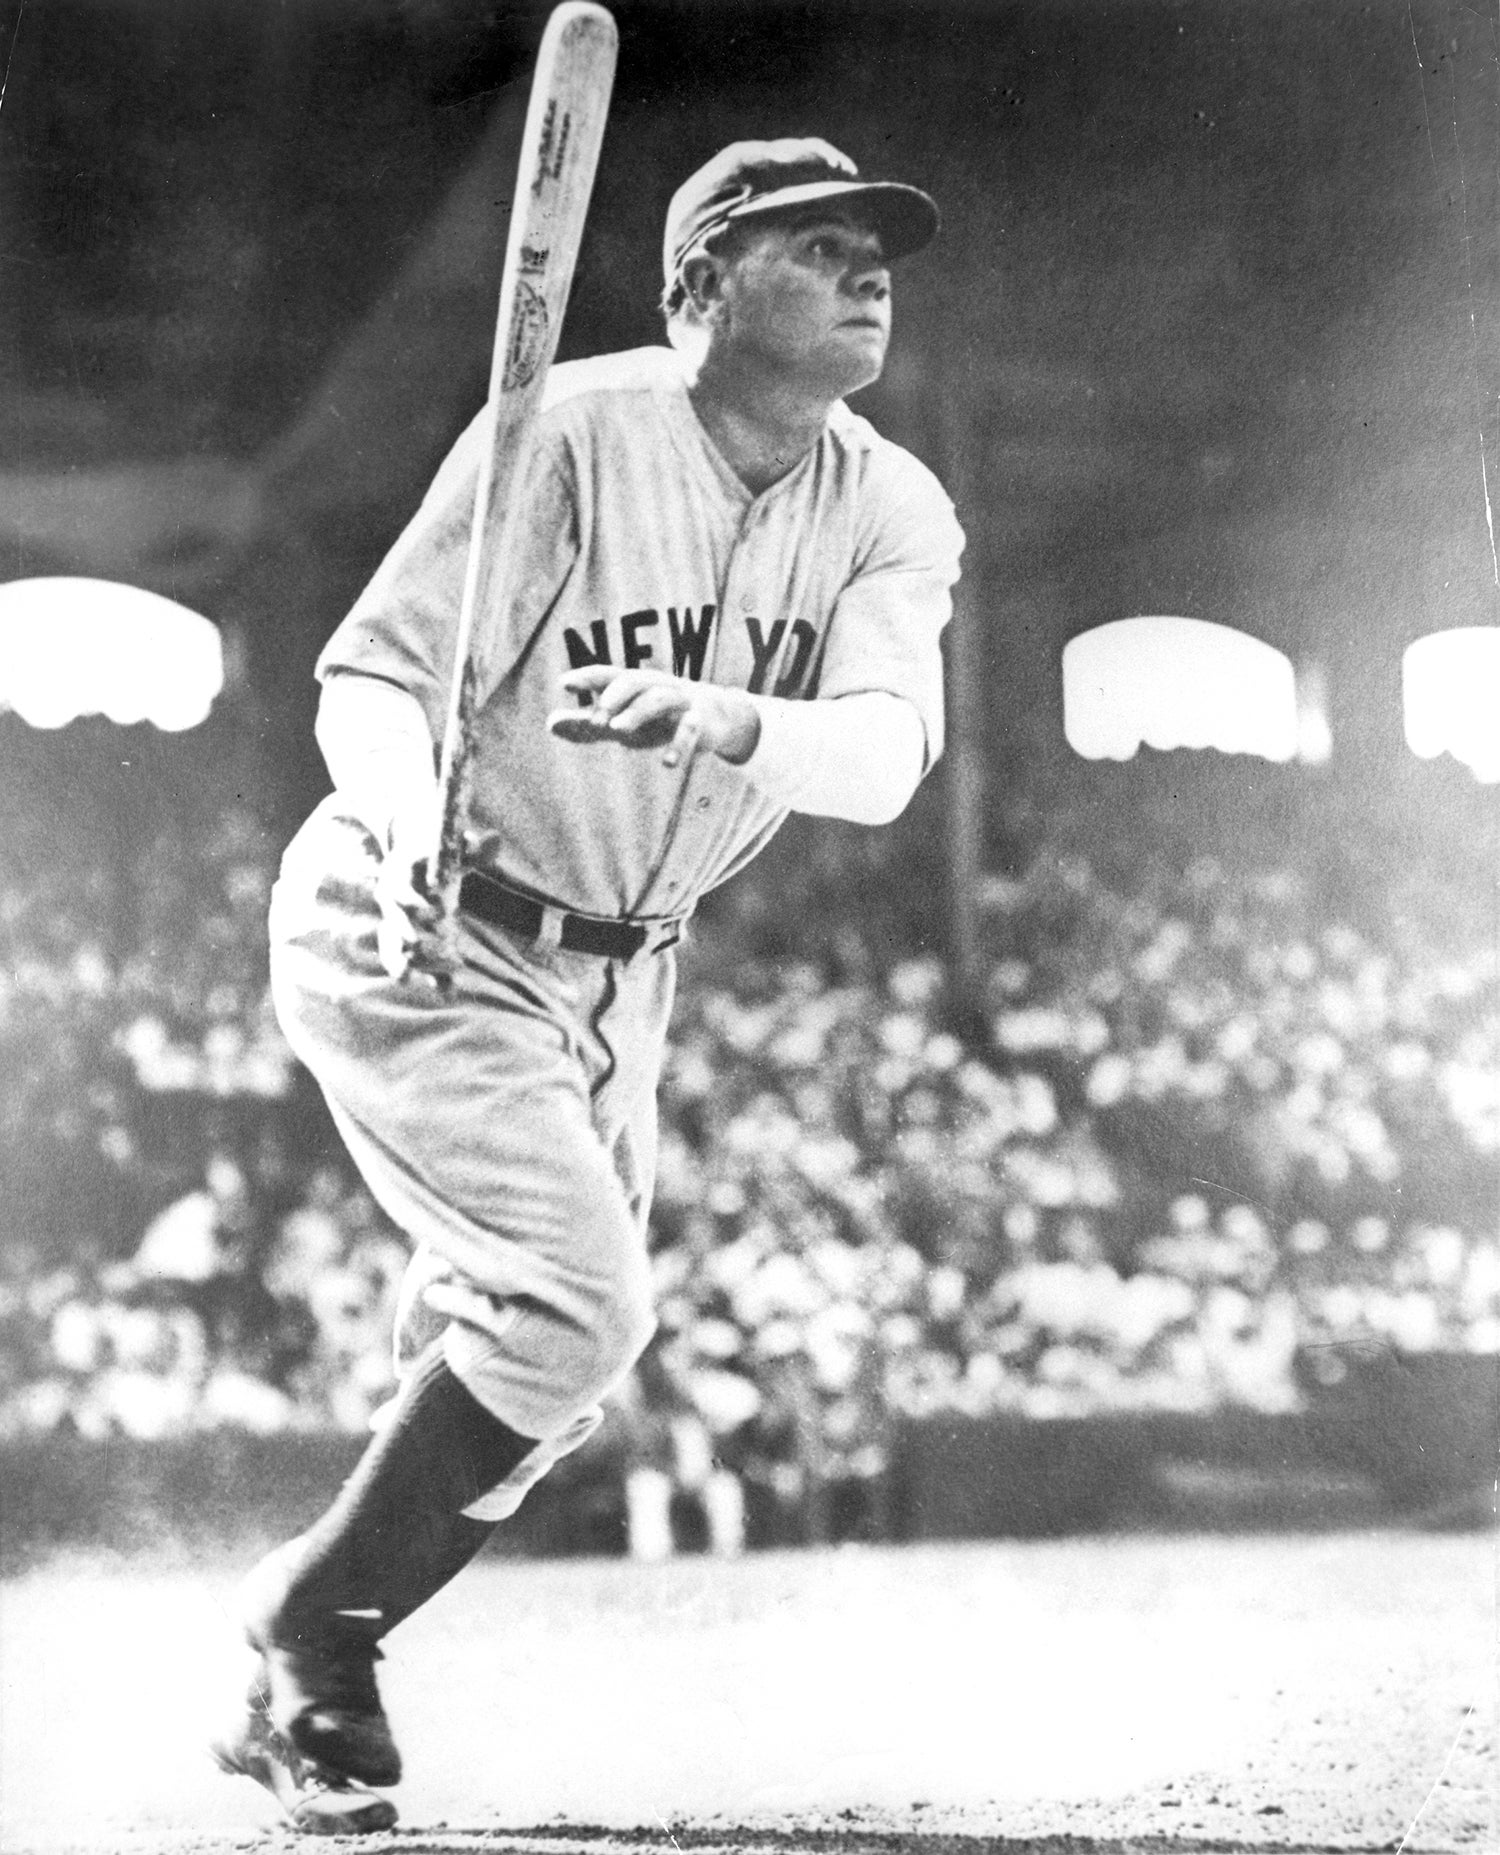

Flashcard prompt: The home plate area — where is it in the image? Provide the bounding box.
[0,1533,1491,1854]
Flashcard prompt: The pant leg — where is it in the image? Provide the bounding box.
[269,800,670,1445]
[379,953,673,1520]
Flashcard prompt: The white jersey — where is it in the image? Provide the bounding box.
[317,346,964,921]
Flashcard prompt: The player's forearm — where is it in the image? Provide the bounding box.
[315,671,438,840]
[740,690,926,824]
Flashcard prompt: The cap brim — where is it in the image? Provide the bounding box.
[725,178,940,262]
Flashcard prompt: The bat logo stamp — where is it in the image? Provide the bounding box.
[534,100,574,190]
[520,244,550,276]
[503,278,550,388]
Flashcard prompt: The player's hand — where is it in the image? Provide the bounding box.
[547,667,760,769]
[373,791,456,986]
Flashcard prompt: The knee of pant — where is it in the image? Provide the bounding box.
[423,1244,655,1438]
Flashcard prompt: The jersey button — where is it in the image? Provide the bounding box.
[695,796,712,811]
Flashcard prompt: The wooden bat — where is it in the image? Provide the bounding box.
[423,1,618,964]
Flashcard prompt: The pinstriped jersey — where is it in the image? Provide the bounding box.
[316,346,964,921]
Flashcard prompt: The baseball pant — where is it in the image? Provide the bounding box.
[268,796,675,1518]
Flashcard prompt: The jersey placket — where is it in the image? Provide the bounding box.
[636,496,781,917]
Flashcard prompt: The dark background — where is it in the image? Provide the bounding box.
[2,0,1495,866]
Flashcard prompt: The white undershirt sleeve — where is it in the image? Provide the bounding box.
[739,690,927,825]
[317,672,925,843]
[314,670,438,842]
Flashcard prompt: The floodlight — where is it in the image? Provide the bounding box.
[0,577,223,731]
[1063,617,1300,763]
[1403,628,1500,783]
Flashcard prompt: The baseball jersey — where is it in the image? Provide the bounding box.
[316,345,964,922]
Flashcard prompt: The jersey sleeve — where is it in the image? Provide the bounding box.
[315,406,580,745]
[813,450,965,766]
[742,688,926,823]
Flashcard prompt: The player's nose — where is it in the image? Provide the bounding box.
[846,259,890,301]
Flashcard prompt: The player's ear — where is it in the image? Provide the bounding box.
[680,252,725,313]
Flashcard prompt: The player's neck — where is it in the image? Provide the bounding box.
[687,362,836,497]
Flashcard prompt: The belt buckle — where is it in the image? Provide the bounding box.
[642,917,683,955]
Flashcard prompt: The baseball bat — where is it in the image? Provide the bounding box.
[423,1,618,961]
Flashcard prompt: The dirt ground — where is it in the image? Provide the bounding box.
[1,1530,1493,1854]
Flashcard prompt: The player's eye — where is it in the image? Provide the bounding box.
[802,230,883,269]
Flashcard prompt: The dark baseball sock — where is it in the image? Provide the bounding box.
[264,1342,539,1647]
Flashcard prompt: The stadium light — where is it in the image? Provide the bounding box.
[1062,616,1301,763]
[0,577,223,732]
[1403,628,1500,783]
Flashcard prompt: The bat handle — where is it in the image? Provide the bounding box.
[413,656,477,985]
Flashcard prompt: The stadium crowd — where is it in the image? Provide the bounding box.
[3,790,1495,1528]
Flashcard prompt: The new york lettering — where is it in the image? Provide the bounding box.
[561,605,818,698]
[745,617,818,698]
[563,604,718,676]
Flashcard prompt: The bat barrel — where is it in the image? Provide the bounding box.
[427,2,618,914]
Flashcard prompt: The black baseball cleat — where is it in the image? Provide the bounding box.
[210,1657,399,1837]
[252,1633,403,1789]
[236,1539,404,1788]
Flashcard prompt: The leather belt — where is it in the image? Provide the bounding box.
[458,870,682,959]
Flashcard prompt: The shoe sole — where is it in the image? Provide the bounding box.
[210,1659,399,1839]
[211,1736,399,1837]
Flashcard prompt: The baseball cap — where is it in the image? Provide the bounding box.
[662,137,940,291]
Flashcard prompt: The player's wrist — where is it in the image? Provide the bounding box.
[712,690,760,765]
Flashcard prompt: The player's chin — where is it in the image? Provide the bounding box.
[823,327,887,394]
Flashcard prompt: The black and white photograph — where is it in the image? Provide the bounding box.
[0,2,1495,1850]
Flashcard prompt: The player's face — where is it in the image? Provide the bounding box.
[713,211,892,395]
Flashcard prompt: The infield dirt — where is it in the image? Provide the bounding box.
[1,1532,1492,1853]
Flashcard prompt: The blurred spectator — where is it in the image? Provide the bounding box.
[616,1347,748,1561]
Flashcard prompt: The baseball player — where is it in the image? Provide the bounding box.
[211,137,964,1834]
